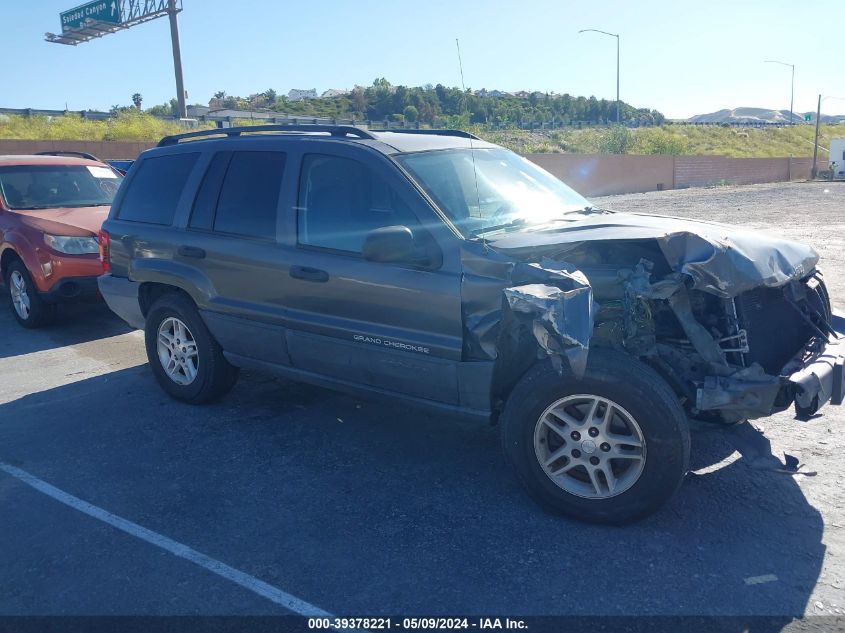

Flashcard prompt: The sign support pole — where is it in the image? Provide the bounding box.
[168,0,187,119]
[812,94,821,180]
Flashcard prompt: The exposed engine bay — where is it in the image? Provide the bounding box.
[461,210,844,424]
[559,239,836,422]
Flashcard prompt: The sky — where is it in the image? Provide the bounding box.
[4,0,844,119]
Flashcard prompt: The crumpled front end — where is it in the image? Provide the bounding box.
[464,211,842,422]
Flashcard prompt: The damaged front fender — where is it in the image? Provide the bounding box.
[503,279,593,377]
[460,242,595,376]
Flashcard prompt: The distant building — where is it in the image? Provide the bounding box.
[288,89,317,102]
[187,105,210,117]
[488,90,506,98]
[320,89,349,99]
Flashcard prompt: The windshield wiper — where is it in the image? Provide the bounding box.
[470,217,527,237]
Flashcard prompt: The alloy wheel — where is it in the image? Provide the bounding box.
[9,270,31,320]
[156,317,199,386]
[533,394,647,499]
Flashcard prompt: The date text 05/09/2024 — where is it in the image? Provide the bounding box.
[308,617,528,630]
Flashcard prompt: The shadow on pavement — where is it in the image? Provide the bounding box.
[0,293,132,360]
[0,365,826,623]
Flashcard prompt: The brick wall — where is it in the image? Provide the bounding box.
[527,154,674,196]
[529,154,816,196]
[673,156,787,187]
[0,139,155,159]
[0,139,818,196]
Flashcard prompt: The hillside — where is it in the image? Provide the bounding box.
[152,78,666,127]
[689,107,845,125]
[481,123,844,158]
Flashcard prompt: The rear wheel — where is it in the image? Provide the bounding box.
[144,293,239,404]
[4,260,56,328]
[500,349,690,524]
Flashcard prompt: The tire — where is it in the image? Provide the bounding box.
[500,349,690,524]
[4,259,57,328]
[144,293,239,404]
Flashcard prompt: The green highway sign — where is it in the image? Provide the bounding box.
[61,1,121,32]
[805,113,813,122]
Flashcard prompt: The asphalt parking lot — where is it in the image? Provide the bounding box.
[1,181,844,619]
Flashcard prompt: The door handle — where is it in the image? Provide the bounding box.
[178,245,206,259]
[289,265,329,283]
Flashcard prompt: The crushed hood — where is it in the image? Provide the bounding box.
[483,211,819,299]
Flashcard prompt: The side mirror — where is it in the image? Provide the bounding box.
[362,225,417,264]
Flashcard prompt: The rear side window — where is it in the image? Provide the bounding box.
[118,153,198,224]
[190,152,231,231]
[212,151,286,239]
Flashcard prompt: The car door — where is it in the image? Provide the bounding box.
[283,143,465,405]
[175,146,295,365]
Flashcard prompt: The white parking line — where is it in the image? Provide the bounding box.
[0,461,333,617]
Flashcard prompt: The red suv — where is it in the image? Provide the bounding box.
[0,152,123,327]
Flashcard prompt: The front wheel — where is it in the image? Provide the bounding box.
[500,350,690,524]
[4,260,56,328]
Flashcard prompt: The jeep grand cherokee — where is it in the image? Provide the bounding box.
[97,125,844,524]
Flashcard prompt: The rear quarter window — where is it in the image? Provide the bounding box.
[117,152,199,224]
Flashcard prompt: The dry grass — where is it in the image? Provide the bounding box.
[1,112,842,158]
[479,123,845,158]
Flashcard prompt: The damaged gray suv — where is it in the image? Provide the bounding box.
[98,125,844,524]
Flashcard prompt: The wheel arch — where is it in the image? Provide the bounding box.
[0,246,22,278]
[138,281,196,318]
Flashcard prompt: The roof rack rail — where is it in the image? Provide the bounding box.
[157,124,376,147]
[369,129,481,140]
[35,150,101,161]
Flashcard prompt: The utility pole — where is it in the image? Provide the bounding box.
[579,29,621,123]
[812,94,822,179]
[168,0,187,119]
[615,35,620,124]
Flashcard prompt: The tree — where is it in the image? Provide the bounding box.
[144,98,179,117]
[188,79,663,129]
[403,105,419,123]
[132,93,143,109]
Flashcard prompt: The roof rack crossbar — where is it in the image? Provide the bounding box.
[157,124,376,146]
[369,129,481,140]
[35,150,101,161]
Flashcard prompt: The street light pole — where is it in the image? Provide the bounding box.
[579,29,620,124]
[764,60,795,124]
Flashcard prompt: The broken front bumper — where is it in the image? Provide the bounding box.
[788,311,845,414]
[696,311,845,419]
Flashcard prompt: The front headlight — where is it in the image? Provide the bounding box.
[44,235,99,255]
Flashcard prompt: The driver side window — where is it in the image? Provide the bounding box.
[297,154,420,253]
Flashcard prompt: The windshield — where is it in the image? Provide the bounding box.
[397,148,592,237]
[0,164,123,210]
